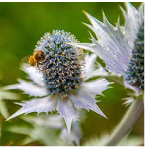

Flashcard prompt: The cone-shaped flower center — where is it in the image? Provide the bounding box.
[125,22,144,91]
[35,30,84,98]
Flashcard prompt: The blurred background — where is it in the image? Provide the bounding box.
[0,2,143,146]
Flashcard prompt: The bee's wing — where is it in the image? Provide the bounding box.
[21,55,31,64]
[21,55,33,68]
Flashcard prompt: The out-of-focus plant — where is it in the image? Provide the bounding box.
[0,87,19,119]
[0,82,19,145]
[60,120,82,145]
[83,133,144,146]
[4,114,82,146]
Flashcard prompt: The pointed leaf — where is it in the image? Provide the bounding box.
[7,96,56,120]
[70,91,107,118]
[57,99,77,133]
[6,79,48,97]
[82,78,110,96]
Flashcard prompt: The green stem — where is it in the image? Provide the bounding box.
[105,99,144,146]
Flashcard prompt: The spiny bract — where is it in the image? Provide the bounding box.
[35,30,84,98]
[70,3,144,95]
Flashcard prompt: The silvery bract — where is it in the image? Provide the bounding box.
[6,53,110,133]
[71,3,144,105]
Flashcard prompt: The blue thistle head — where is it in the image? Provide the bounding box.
[35,30,84,98]
[125,22,144,91]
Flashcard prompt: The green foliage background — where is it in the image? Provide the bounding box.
[0,2,143,146]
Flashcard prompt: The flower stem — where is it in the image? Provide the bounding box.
[105,98,144,146]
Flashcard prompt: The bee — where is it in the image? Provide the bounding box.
[29,50,47,67]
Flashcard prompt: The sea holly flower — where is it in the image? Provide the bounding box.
[6,30,110,133]
[71,3,144,104]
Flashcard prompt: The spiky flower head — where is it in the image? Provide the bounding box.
[125,22,144,91]
[36,30,84,98]
[6,30,110,133]
[72,3,144,96]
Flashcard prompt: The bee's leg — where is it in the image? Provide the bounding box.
[36,62,39,70]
